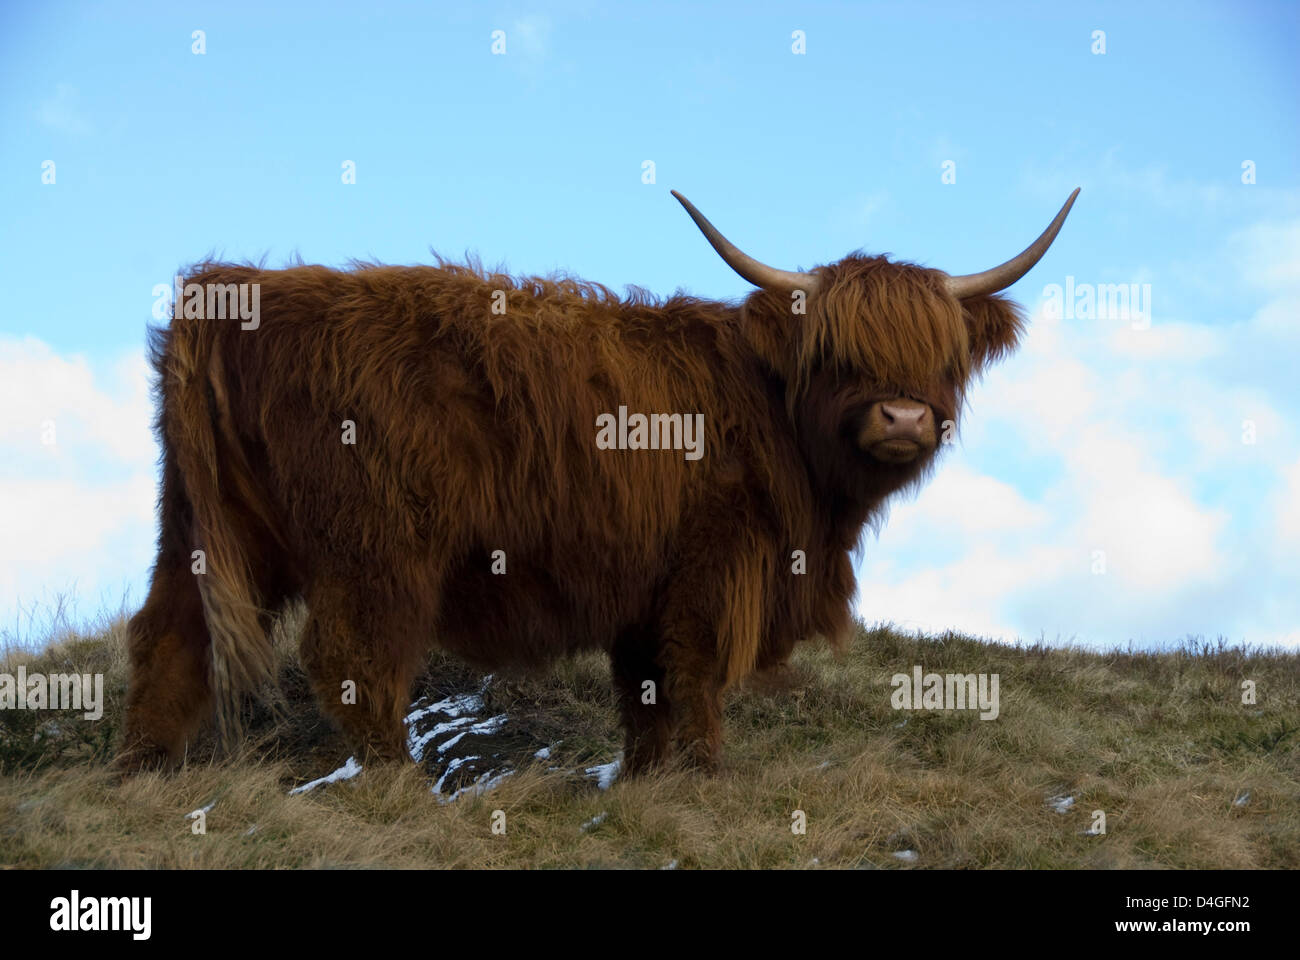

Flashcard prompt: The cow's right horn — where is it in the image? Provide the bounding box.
[672,191,820,296]
[943,189,1080,299]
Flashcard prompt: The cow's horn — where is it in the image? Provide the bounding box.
[672,191,820,296]
[944,188,1080,299]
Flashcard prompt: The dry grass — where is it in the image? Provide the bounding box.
[1,611,1296,869]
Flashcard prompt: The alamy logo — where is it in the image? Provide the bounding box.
[1041,276,1152,327]
[890,665,1000,720]
[0,668,103,720]
[50,890,151,940]
[151,275,261,329]
[595,406,705,461]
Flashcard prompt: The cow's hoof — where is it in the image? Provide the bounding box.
[357,739,409,766]
[114,740,173,777]
[675,742,722,775]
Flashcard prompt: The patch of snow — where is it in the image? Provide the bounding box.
[435,764,515,803]
[892,850,918,862]
[431,755,482,795]
[405,693,485,727]
[585,753,623,790]
[405,676,494,724]
[404,694,507,763]
[408,715,478,762]
[1234,790,1250,807]
[410,714,509,761]
[440,773,510,804]
[467,714,507,735]
[403,674,508,762]
[581,812,608,832]
[290,756,363,795]
[660,859,678,870]
[435,731,468,754]
[1048,795,1075,814]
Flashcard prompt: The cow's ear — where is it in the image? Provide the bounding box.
[961,293,1026,373]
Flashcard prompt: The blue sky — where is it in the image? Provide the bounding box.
[2,1,1297,649]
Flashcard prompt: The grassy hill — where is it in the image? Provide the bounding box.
[1,607,1296,868]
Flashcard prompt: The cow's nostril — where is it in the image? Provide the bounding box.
[878,403,928,440]
[881,404,925,423]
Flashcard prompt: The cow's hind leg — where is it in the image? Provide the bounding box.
[119,489,213,772]
[120,567,212,770]
[611,625,671,775]
[299,580,427,763]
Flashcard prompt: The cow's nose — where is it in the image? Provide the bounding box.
[880,403,928,441]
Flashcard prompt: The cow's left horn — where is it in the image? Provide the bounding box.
[672,191,820,296]
[944,188,1080,299]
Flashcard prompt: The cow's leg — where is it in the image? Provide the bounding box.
[657,579,734,773]
[655,511,767,773]
[611,625,671,774]
[119,563,212,771]
[119,463,213,772]
[298,579,426,763]
[660,629,726,773]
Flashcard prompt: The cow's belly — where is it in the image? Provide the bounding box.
[431,546,659,670]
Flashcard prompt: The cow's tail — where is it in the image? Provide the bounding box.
[161,312,277,745]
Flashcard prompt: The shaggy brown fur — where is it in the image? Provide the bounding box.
[119,250,1025,774]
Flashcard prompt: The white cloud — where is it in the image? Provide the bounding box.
[859,542,1072,642]
[0,475,154,595]
[1230,220,1300,292]
[1104,320,1221,362]
[36,83,93,136]
[510,15,552,60]
[0,338,157,642]
[0,337,154,463]
[885,465,1049,536]
[1065,427,1228,590]
[1278,457,1300,545]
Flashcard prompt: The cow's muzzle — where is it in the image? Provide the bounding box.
[859,400,936,463]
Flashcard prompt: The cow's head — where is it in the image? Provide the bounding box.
[673,189,1077,482]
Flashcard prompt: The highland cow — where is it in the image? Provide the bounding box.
[119,188,1078,774]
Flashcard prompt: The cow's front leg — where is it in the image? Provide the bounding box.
[656,501,769,772]
[662,637,725,772]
